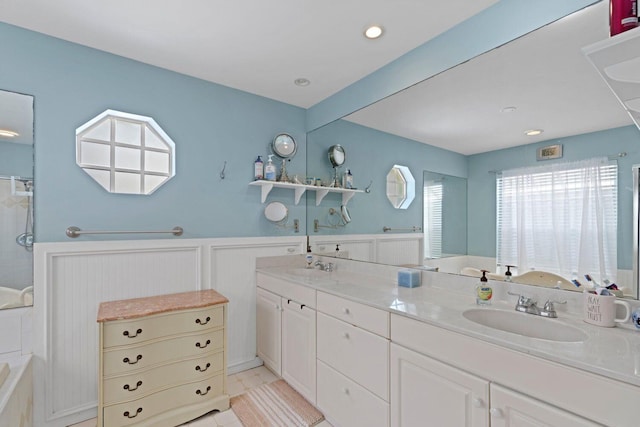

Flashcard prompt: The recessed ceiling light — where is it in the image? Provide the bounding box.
[524,129,544,136]
[294,78,310,87]
[501,106,517,113]
[0,129,19,138]
[364,25,384,39]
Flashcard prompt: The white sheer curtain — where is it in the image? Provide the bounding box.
[497,157,617,283]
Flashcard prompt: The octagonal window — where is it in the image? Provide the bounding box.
[76,110,175,195]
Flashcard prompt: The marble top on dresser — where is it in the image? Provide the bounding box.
[97,290,228,322]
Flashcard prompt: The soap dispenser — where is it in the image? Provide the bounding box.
[265,155,276,181]
[504,265,514,282]
[476,270,492,305]
[305,236,314,269]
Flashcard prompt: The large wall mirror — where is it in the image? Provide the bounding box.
[306,2,640,299]
[0,89,34,309]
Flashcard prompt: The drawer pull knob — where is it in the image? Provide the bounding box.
[343,308,350,315]
[196,363,211,372]
[342,332,350,339]
[490,408,504,419]
[196,339,211,349]
[472,398,484,408]
[122,328,142,338]
[196,385,212,396]
[195,316,211,326]
[123,408,143,419]
[123,380,142,391]
[123,355,143,365]
[343,388,350,395]
[300,304,306,310]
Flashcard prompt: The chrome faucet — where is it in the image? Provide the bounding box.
[509,292,566,318]
[314,261,334,272]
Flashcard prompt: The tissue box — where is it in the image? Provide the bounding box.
[398,269,421,288]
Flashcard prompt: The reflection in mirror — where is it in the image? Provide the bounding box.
[422,171,467,260]
[306,3,640,299]
[0,89,34,309]
[386,165,415,209]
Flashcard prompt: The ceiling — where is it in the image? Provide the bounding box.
[345,2,634,155]
[1,1,633,155]
[0,0,497,109]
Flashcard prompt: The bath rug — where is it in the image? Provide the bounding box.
[230,379,324,427]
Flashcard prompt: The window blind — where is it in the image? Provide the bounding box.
[424,181,443,259]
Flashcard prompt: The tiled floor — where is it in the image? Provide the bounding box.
[69,365,333,427]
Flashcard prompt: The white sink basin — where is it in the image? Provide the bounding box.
[285,268,334,279]
[463,309,587,343]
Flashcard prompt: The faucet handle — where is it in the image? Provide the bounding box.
[543,299,566,311]
[508,292,535,306]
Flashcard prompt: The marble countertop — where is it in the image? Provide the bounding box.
[97,289,228,322]
[257,265,640,387]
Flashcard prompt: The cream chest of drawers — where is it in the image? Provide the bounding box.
[97,290,230,427]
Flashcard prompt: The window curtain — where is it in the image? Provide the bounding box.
[497,157,617,283]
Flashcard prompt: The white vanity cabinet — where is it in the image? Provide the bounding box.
[316,291,390,427]
[391,313,635,427]
[97,290,230,427]
[256,287,282,375]
[390,343,489,427]
[256,272,317,404]
[489,384,600,427]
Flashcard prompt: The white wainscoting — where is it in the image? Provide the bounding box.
[30,233,417,427]
[310,233,423,265]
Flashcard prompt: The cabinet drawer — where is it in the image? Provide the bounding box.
[104,330,224,376]
[103,350,224,405]
[103,305,224,348]
[317,361,389,427]
[317,291,389,337]
[256,273,316,308]
[317,313,389,401]
[103,374,224,427]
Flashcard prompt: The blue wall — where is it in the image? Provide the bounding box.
[0,141,33,177]
[0,23,307,242]
[306,119,467,235]
[467,125,640,269]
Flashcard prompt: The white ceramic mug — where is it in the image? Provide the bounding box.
[583,292,630,327]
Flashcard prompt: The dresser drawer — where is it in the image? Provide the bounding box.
[103,350,224,405]
[317,312,389,400]
[103,305,224,348]
[103,329,224,376]
[103,374,224,427]
[317,291,389,337]
[317,361,389,427]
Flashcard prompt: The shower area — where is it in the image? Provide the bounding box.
[0,176,33,309]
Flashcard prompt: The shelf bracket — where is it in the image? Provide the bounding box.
[342,191,356,206]
[294,187,306,205]
[260,183,273,203]
[315,189,329,206]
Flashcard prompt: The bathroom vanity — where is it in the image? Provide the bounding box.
[256,258,640,427]
[96,290,230,427]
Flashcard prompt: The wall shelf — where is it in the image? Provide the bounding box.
[249,180,363,205]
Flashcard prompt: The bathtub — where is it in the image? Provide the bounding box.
[0,355,32,427]
[0,286,33,310]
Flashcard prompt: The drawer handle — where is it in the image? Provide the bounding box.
[195,316,211,326]
[343,388,350,395]
[123,380,142,392]
[196,362,211,372]
[122,328,142,338]
[123,355,143,365]
[196,339,211,349]
[342,332,350,339]
[343,308,350,315]
[300,304,306,310]
[123,408,143,419]
[196,385,212,396]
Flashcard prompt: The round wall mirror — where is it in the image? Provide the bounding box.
[328,144,345,167]
[272,133,297,159]
[264,201,289,223]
